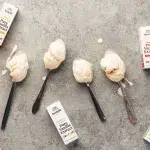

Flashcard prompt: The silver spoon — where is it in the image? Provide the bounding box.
[118,81,137,125]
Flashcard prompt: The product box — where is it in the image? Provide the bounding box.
[143,127,150,143]
[0,3,18,46]
[139,26,150,69]
[47,101,78,145]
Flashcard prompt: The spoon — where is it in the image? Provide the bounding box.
[32,39,66,114]
[86,83,106,122]
[73,58,106,122]
[100,50,136,124]
[1,46,29,130]
[119,81,137,125]
[32,69,51,114]
[1,82,16,130]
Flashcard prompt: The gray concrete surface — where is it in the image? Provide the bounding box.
[0,0,150,149]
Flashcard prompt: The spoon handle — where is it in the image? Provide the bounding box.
[86,83,106,122]
[32,70,51,114]
[1,82,16,130]
[119,81,137,125]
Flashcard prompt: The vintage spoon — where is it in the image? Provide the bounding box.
[119,81,137,125]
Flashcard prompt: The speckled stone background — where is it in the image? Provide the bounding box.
[0,0,150,150]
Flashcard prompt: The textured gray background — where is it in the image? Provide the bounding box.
[0,0,150,150]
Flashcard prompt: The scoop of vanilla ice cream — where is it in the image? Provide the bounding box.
[44,39,66,70]
[100,50,125,82]
[73,58,93,83]
[50,39,66,61]
[44,51,61,69]
[6,51,29,82]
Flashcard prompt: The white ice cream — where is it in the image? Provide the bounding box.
[44,39,66,70]
[6,51,29,82]
[73,58,93,83]
[100,50,125,82]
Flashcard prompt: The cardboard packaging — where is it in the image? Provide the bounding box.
[139,26,150,69]
[143,127,150,143]
[47,101,78,145]
[0,3,18,46]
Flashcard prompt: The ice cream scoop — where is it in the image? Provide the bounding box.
[44,39,66,70]
[73,58,106,122]
[100,50,125,82]
[32,39,66,114]
[1,46,29,130]
[6,51,29,82]
[73,58,93,83]
[100,50,136,125]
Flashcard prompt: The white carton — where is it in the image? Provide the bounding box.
[143,127,150,143]
[47,101,78,145]
[0,3,18,46]
[139,26,150,69]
